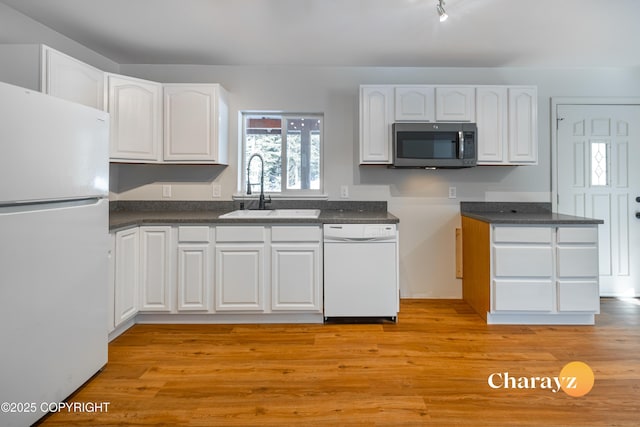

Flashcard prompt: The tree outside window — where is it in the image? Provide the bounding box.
[243,113,322,195]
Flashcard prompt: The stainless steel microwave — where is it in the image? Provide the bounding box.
[392,122,477,168]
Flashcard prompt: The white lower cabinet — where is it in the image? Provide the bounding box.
[139,226,172,312]
[556,227,600,312]
[114,227,139,327]
[489,225,600,323]
[215,226,266,311]
[110,223,324,332]
[271,226,322,312]
[177,226,212,312]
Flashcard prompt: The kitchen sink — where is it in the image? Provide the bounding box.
[219,209,321,219]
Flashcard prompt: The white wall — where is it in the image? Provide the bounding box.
[115,64,640,298]
[0,3,119,72]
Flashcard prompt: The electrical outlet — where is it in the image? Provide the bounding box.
[448,187,457,199]
[340,185,349,199]
[162,185,172,198]
[212,183,221,198]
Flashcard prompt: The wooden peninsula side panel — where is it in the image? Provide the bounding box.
[461,216,491,320]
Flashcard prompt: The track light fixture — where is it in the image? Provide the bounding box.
[437,0,448,22]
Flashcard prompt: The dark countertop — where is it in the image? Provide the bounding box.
[109,201,399,231]
[460,202,604,225]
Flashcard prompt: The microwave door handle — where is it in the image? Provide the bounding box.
[458,131,465,159]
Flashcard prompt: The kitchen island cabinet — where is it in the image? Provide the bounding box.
[461,202,603,325]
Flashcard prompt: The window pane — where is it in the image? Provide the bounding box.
[244,113,321,194]
[286,117,321,190]
[245,116,282,192]
[591,142,608,187]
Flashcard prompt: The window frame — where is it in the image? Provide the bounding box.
[239,112,325,199]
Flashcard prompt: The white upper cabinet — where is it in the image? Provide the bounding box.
[394,86,435,121]
[41,46,104,110]
[163,84,229,164]
[0,45,103,110]
[476,86,508,164]
[107,73,163,162]
[360,86,394,164]
[435,87,475,122]
[508,87,538,164]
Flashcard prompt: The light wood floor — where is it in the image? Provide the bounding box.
[39,298,640,426]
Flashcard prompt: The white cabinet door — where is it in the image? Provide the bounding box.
[107,233,116,333]
[41,46,104,110]
[114,227,139,326]
[493,280,554,311]
[271,243,322,312]
[176,226,212,312]
[139,226,172,312]
[163,84,229,164]
[215,244,265,311]
[476,86,508,164]
[360,86,393,164]
[394,86,435,121]
[107,74,162,162]
[435,87,475,122]
[508,87,537,164]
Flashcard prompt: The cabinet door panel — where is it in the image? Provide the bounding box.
[476,87,507,163]
[435,87,475,122]
[394,87,435,121]
[557,281,600,312]
[43,47,104,110]
[360,86,393,163]
[493,280,554,311]
[494,246,553,277]
[271,244,321,311]
[177,244,211,311]
[108,74,162,161]
[493,226,552,244]
[508,88,537,163]
[115,228,139,325]
[557,246,599,277]
[164,85,218,162]
[557,227,598,244]
[139,227,172,311]
[215,245,265,311]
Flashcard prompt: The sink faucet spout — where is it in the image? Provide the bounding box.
[247,153,271,210]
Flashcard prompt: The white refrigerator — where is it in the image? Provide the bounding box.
[0,82,109,427]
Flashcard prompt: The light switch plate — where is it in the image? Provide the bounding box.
[448,187,457,199]
[162,185,172,198]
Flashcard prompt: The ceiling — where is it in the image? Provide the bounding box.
[2,0,639,68]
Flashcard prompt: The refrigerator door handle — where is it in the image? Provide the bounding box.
[0,197,103,214]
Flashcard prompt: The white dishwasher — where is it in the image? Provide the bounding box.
[323,223,399,321]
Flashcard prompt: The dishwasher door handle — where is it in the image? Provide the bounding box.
[324,237,395,243]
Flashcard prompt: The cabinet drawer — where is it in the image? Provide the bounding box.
[216,226,266,242]
[178,226,210,243]
[272,226,321,242]
[557,246,599,277]
[494,246,553,277]
[557,281,600,312]
[557,227,598,244]
[493,227,552,243]
[493,280,554,312]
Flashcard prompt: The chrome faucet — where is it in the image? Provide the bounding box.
[246,153,271,210]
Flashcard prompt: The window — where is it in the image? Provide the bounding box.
[242,113,322,196]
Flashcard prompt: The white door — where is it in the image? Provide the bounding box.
[556,104,640,297]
